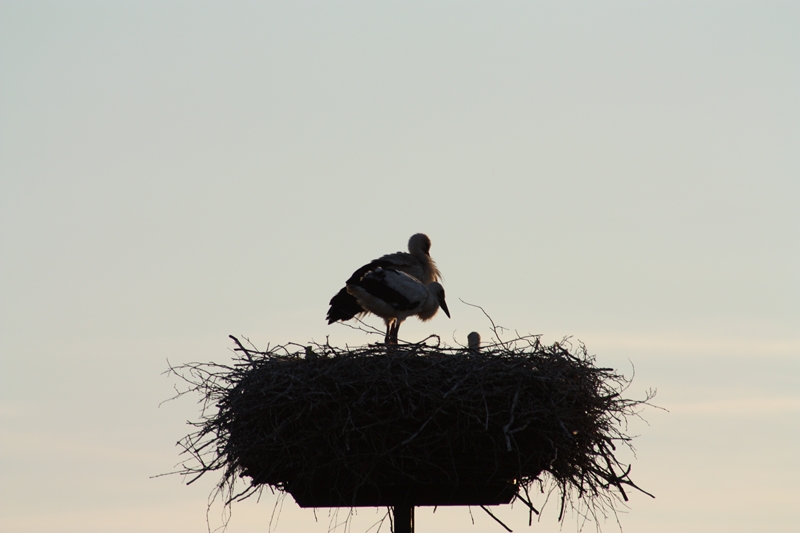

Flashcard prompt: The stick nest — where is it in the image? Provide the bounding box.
[169,334,654,523]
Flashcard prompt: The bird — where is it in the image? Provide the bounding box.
[345,267,450,344]
[326,233,442,325]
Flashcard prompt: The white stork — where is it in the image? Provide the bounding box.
[345,267,450,344]
[326,233,442,325]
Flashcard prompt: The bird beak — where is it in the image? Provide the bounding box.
[439,296,451,318]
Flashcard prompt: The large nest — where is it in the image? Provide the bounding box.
[169,334,653,524]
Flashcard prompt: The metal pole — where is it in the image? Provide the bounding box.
[393,505,414,533]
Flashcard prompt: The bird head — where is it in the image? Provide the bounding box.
[430,282,450,318]
[409,233,432,257]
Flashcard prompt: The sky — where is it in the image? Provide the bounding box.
[1,1,798,532]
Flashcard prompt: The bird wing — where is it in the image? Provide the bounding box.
[375,251,426,280]
[345,258,395,284]
[351,269,420,311]
[328,252,425,324]
[326,286,366,324]
[381,248,440,284]
[329,261,413,323]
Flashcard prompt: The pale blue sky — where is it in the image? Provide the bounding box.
[1,2,798,532]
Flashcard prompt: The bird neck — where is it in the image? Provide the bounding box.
[416,292,440,321]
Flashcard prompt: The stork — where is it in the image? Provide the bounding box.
[346,268,450,344]
[326,233,442,325]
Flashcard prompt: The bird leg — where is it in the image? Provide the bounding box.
[384,320,399,345]
[384,320,394,345]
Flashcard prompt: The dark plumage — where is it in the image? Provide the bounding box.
[327,233,442,325]
[346,268,449,344]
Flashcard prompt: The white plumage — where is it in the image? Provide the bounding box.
[346,268,450,344]
[327,233,442,325]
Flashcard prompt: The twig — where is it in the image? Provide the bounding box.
[480,506,513,532]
